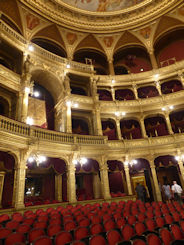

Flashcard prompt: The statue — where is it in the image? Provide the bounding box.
[23,55,31,74]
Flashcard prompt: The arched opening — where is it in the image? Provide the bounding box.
[130,158,154,202]
[102,120,117,140]
[115,89,135,101]
[0,97,9,117]
[161,80,183,94]
[154,29,184,67]
[120,119,142,139]
[154,155,181,201]
[71,86,87,96]
[72,118,89,135]
[25,157,67,206]
[114,65,129,75]
[1,14,22,34]
[107,160,126,197]
[113,46,152,74]
[74,49,108,75]
[144,116,169,137]
[75,159,101,201]
[32,38,66,58]
[97,89,112,101]
[138,85,159,99]
[29,83,55,130]
[0,151,15,208]
[170,110,184,133]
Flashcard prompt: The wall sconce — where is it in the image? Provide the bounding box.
[124,159,138,167]
[28,45,34,52]
[28,154,47,167]
[26,117,34,125]
[162,105,174,111]
[115,111,126,117]
[73,157,88,166]
[66,101,78,108]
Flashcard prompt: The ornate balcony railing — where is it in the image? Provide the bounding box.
[0,116,106,145]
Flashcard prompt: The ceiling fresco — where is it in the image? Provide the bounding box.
[61,0,144,12]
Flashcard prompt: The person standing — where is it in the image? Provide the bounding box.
[162,180,172,202]
[171,181,183,204]
[135,183,146,202]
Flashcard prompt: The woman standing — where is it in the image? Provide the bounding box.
[162,180,172,202]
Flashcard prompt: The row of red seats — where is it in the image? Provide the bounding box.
[0,200,184,244]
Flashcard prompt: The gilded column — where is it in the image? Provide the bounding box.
[116,118,122,140]
[155,81,162,96]
[121,171,128,195]
[111,87,115,101]
[0,172,5,208]
[99,156,111,199]
[55,174,62,202]
[149,157,162,201]
[132,84,138,100]
[92,108,103,136]
[108,59,115,75]
[140,117,147,138]
[178,71,184,88]
[67,164,77,203]
[124,163,133,195]
[93,173,101,199]
[66,104,72,133]
[148,49,158,69]
[164,112,173,135]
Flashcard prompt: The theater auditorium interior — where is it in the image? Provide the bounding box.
[0,0,184,244]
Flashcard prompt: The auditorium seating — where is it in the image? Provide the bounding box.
[0,200,184,244]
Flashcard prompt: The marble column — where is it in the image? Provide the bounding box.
[66,104,72,133]
[124,164,133,195]
[108,59,115,75]
[0,172,5,208]
[116,118,122,140]
[132,84,138,100]
[148,49,158,69]
[149,158,162,201]
[67,164,77,203]
[55,174,62,202]
[164,112,173,134]
[178,160,184,188]
[99,156,111,199]
[111,87,115,101]
[93,173,101,199]
[140,117,147,138]
[20,88,30,123]
[92,108,103,136]
[155,81,162,96]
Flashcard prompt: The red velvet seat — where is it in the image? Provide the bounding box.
[16,224,31,234]
[55,231,73,245]
[107,229,122,245]
[145,219,156,231]
[5,232,25,245]
[33,236,52,245]
[64,221,76,231]
[78,218,90,227]
[12,213,23,223]
[160,228,174,245]
[171,224,184,240]
[38,216,48,222]
[90,223,103,235]
[127,215,137,225]
[34,222,47,229]
[28,228,45,243]
[155,217,165,228]
[172,212,181,222]
[164,214,173,224]
[135,222,146,235]
[132,240,146,245]
[47,224,61,237]
[121,224,134,240]
[89,234,106,245]
[104,219,116,231]
[23,218,35,226]
[137,214,146,223]
[91,215,101,224]
[6,221,19,230]
[116,218,126,229]
[74,227,89,240]
[147,233,162,245]
[71,241,85,245]
[0,214,9,223]
[49,218,61,225]
[0,228,12,239]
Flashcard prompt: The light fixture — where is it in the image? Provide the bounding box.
[73,157,88,166]
[112,79,115,84]
[124,159,138,167]
[74,103,78,108]
[162,105,174,111]
[154,74,159,80]
[115,111,126,116]
[169,105,174,110]
[66,64,71,69]
[162,107,166,111]
[27,154,47,167]
[33,91,40,97]
[26,117,34,125]
[28,45,34,52]
[140,68,144,72]
[115,112,120,116]
[66,101,71,107]
[66,101,78,108]
[25,87,30,93]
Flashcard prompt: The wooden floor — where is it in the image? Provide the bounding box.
[0,195,136,215]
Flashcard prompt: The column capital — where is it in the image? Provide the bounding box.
[148,48,154,55]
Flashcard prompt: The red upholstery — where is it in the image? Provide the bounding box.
[137,214,146,222]
[171,224,184,240]
[16,224,30,233]
[34,222,47,229]
[147,234,162,245]
[121,225,134,240]
[89,235,106,245]
[133,240,146,245]
[164,215,173,224]
[74,227,89,240]
[127,215,137,225]
[49,218,61,225]
[23,218,35,226]
[47,224,61,237]
[12,213,23,222]
[107,229,122,245]
[145,219,156,231]
[64,221,76,231]
[0,228,11,239]
[90,223,103,235]
[29,228,45,243]
[135,222,146,235]
[38,216,48,222]
[6,221,19,230]
[116,218,126,228]
[0,214,9,223]
[33,236,52,245]
[5,233,25,245]
[55,231,73,245]
[160,228,174,245]
[78,218,90,227]
[91,216,101,224]
[155,217,165,228]
[71,241,85,245]
[104,220,116,231]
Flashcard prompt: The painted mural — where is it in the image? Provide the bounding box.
[62,0,144,12]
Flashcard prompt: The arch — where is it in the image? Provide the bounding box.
[137,85,159,99]
[114,65,129,75]
[101,119,117,140]
[74,48,108,75]
[97,89,112,101]
[161,79,183,94]
[144,115,169,137]
[32,38,66,58]
[113,45,152,73]
[120,119,142,139]
[169,109,184,133]
[115,88,135,101]
[154,28,184,67]
[72,117,90,135]
[0,96,10,117]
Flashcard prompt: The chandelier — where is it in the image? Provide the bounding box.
[124,159,138,167]
[27,154,47,166]
[72,157,88,166]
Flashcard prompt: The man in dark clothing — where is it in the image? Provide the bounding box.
[135,183,146,202]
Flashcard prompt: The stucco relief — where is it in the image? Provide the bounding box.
[62,0,144,12]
